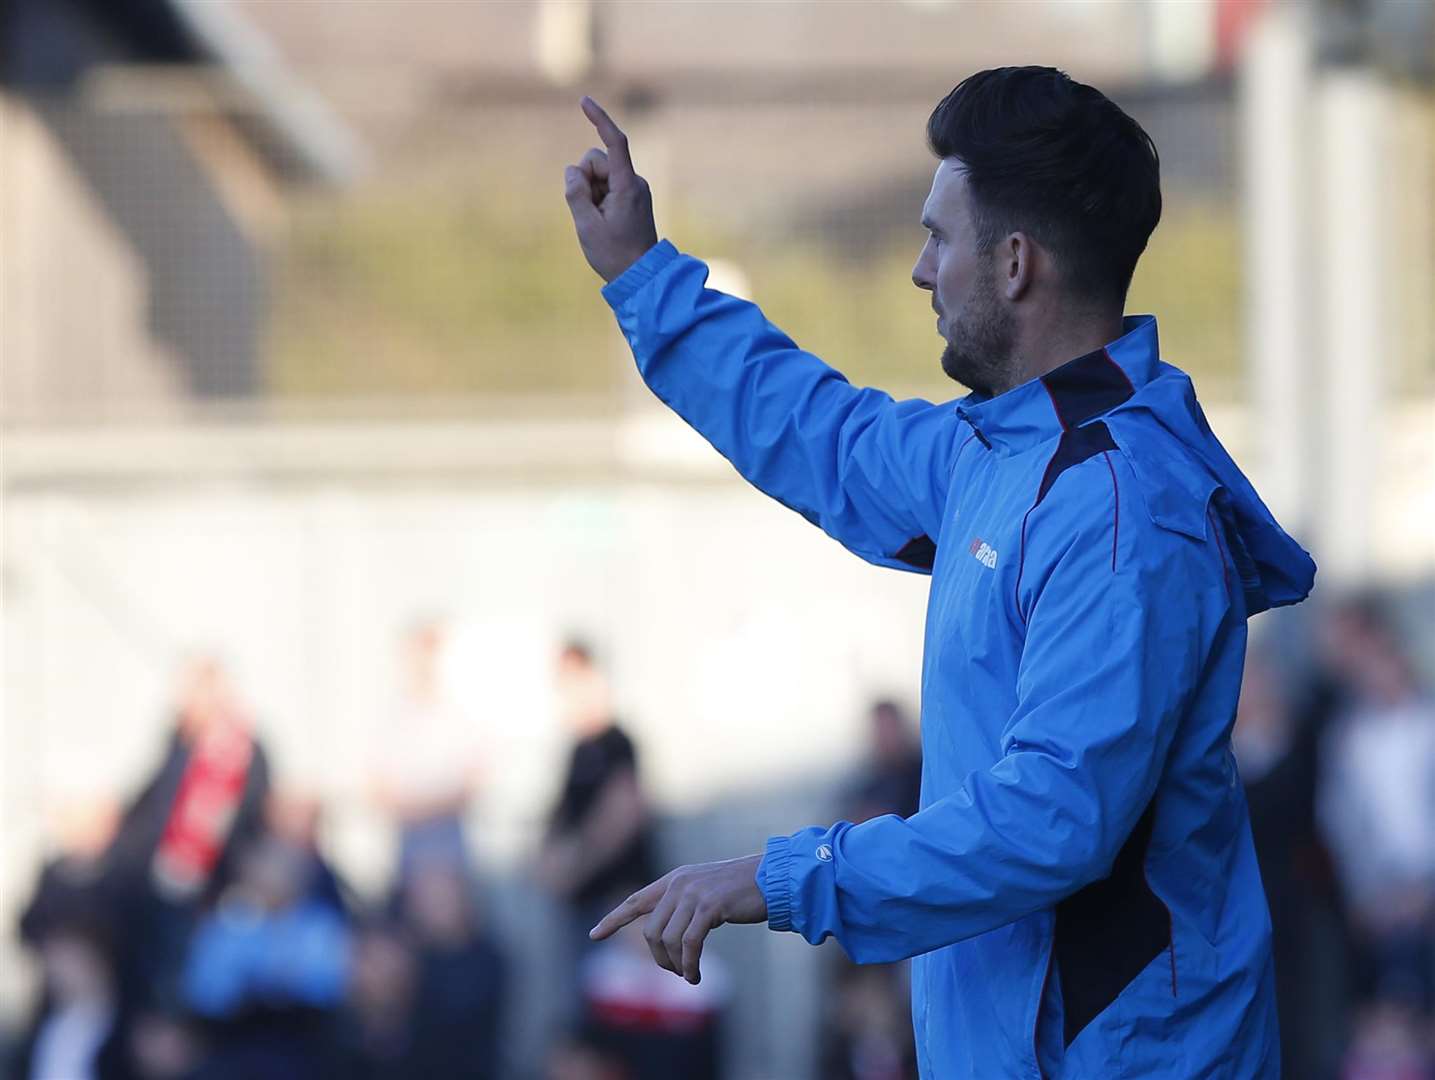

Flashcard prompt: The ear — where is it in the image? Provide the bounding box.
[1001,231,1034,302]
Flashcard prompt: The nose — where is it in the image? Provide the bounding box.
[912,239,935,293]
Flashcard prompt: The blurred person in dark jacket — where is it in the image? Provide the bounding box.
[324,919,419,1080]
[822,699,922,1080]
[102,656,271,1011]
[12,800,204,1080]
[847,699,923,824]
[820,963,920,1080]
[18,799,123,963]
[1235,640,1349,1080]
[537,642,657,981]
[263,789,351,917]
[397,856,507,1079]
[9,909,129,1080]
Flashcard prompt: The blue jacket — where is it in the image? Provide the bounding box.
[602,240,1316,1079]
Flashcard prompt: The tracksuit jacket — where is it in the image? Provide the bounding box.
[601,239,1317,1078]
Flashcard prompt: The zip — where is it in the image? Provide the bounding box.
[954,405,992,450]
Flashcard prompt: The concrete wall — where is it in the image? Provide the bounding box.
[0,95,189,422]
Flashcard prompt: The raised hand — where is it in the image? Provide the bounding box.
[564,97,660,284]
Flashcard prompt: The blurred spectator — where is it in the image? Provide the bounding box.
[13,799,123,1079]
[821,699,922,1080]
[846,699,923,824]
[1316,595,1435,1017]
[397,856,507,1079]
[537,641,657,989]
[179,832,350,1078]
[264,789,351,916]
[9,910,127,1080]
[109,657,271,902]
[1235,640,1350,1079]
[1338,999,1435,1080]
[575,922,727,1080]
[325,920,420,1079]
[100,656,271,1012]
[820,963,920,1080]
[123,1010,205,1080]
[368,617,484,884]
[326,858,505,1079]
[18,800,121,954]
[545,1038,630,1080]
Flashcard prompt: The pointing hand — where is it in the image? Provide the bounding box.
[564,97,660,284]
[588,855,767,985]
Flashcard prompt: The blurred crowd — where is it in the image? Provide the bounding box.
[5,591,1433,1080]
[2,630,722,1080]
[1237,593,1435,1080]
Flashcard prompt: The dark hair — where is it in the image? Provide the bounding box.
[926,66,1161,305]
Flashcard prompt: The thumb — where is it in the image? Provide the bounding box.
[564,166,599,226]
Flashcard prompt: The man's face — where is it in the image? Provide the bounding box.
[911,161,1015,396]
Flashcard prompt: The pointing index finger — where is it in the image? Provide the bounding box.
[589,880,658,941]
[580,96,634,179]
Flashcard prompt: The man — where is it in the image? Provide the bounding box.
[565,67,1316,1078]
[102,655,271,1011]
[368,617,484,884]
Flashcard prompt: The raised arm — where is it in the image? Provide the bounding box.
[564,98,963,572]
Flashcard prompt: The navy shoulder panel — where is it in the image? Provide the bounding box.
[1035,422,1118,508]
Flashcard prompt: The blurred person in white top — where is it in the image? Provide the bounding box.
[1315,594,1435,1017]
[369,617,485,883]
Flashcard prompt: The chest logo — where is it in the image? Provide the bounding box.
[969,537,999,569]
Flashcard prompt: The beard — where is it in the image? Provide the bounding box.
[939,266,1016,397]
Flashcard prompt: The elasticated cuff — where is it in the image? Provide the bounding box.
[600,239,680,308]
[758,833,794,932]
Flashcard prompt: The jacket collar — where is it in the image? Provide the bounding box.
[954,315,1161,452]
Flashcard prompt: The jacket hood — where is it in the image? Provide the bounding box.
[1106,364,1316,617]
